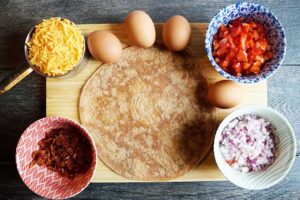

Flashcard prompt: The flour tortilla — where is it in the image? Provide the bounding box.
[79,45,216,180]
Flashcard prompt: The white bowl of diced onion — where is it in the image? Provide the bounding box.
[214,106,296,190]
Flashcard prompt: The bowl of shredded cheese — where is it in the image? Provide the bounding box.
[25,17,86,77]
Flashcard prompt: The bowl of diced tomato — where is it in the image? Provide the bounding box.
[205,2,286,83]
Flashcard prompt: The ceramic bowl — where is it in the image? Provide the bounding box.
[205,2,286,83]
[214,106,296,190]
[16,116,97,199]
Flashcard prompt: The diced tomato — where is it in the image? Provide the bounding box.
[219,38,228,48]
[227,35,236,48]
[244,70,251,75]
[230,26,241,37]
[248,21,257,28]
[217,46,227,57]
[255,41,261,49]
[252,61,262,68]
[224,51,235,64]
[213,40,220,50]
[220,60,229,68]
[242,62,251,70]
[250,66,261,74]
[219,30,229,38]
[255,55,265,63]
[227,159,236,165]
[264,51,273,60]
[233,37,241,46]
[241,23,251,33]
[233,62,242,76]
[231,17,243,27]
[219,38,227,44]
[246,40,255,49]
[259,38,268,51]
[212,17,272,76]
[247,32,253,40]
[240,33,247,50]
[237,49,248,62]
[219,37,228,47]
[253,30,260,40]
[233,47,240,54]
[248,54,255,62]
[219,24,227,32]
[252,47,264,55]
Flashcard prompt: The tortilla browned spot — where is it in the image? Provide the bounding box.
[79,45,216,180]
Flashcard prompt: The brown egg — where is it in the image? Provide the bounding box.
[87,31,122,63]
[162,15,191,51]
[208,80,244,109]
[124,10,156,48]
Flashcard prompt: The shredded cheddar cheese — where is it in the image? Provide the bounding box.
[27,17,84,76]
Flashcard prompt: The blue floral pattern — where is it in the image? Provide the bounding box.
[205,2,286,84]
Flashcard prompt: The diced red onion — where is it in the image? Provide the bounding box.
[219,114,277,172]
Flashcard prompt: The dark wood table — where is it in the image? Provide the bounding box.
[0,0,299,199]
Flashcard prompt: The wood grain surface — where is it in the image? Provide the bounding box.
[0,0,299,199]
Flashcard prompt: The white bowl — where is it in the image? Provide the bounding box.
[214,106,296,190]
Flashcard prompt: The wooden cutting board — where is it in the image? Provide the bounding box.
[46,23,267,182]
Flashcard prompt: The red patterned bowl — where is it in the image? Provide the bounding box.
[16,116,97,199]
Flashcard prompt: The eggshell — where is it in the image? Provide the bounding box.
[87,31,122,63]
[208,80,244,109]
[124,10,156,48]
[162,15,191,51]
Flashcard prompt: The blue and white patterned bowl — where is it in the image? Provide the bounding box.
[205,2,286,83]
